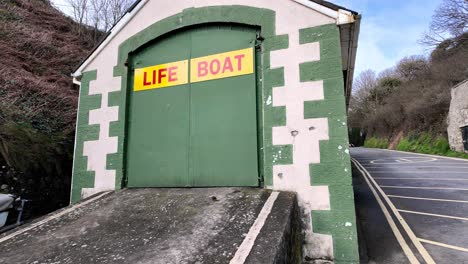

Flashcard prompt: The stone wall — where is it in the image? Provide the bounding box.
[448,80,468,153]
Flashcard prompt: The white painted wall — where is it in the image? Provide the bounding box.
[270,33,333,259]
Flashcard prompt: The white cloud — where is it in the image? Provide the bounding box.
[334,0,443,77]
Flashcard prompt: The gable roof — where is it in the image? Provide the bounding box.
[72,0,357,77]
[71,0,360,107]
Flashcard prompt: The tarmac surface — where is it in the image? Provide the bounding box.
[351,148,468,264]
[0,188,298,264]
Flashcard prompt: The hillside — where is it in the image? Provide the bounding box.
[348,0,468,155]
[0,0,99,216]
[348,33,468,156]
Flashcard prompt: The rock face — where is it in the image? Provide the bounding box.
[448,80,468,153]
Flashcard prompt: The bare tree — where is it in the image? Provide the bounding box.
[67,0,89,36]
[89,0,107,41]
[353,70,377,94]
[89,0,104,29]
[103,0,135,31]
[421,0,468,46]
[395,55,429,81]
[348,70,377,127]
[67,0,135,32]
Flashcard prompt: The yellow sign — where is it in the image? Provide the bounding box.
[190,48,254,83]
[134,60,188,91]
[133,48,254,91]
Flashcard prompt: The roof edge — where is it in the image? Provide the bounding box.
[72,0,359,81]
[452,79,468,90]
[309,0,358,15]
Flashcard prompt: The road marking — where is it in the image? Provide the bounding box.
[419,238,468,253]
[353,158,435,264]
[380,186,468,191]
[398,210,468,221]
[371,171,468,174]
[0,191,112,244]
[230,191,279,264]
[374,149,468,162]
[374,178,468,180]
[352,159,421,264]
[370,157,437,164]
[388,195,468,203]
[365,166,468,169]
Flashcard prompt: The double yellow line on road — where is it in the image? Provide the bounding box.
[352,158,435,264]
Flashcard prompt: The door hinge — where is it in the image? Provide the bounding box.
[255,33,264,50]
[256,32,265,41]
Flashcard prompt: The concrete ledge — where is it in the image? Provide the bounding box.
[0,188,300,264]
[246,191,301,264]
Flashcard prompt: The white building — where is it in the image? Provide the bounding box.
[448,79,468,153]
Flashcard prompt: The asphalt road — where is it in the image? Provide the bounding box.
[351,147,468,264]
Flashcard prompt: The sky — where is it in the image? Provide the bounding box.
[333,0,443,75]
[51,0,444,76]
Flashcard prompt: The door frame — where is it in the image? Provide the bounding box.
[122,23,265,188]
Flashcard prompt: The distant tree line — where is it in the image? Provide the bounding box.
[348,0,467,145]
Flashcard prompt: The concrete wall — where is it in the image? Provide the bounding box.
[448,80,468,153]
[70,1,359,263]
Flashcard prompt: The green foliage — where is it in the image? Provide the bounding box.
[0,122,72,174]
[394,133,468,159]
[364,132,468,159]
[0,121,73,216]
[364,133,468,159]
[378,77,402,89]
[364,137,389,149]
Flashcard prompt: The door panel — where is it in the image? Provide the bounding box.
[127,32,191,187]
[190,26,259,186]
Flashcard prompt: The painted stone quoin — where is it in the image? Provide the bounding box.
[70,0,361,263]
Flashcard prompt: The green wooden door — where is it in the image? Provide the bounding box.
[126,31,191,187]
[127,25,259,187]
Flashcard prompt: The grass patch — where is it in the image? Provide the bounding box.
[364,133,468,159]
[364,137,389,149]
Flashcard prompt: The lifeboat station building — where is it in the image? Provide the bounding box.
[70,0,361,262]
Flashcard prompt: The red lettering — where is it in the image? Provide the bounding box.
[143,72,151,86]
[210,59,221,75]
[152,70,156,84]
[198,61,209,77]
[157,68,167,84]
[234,54,245,71]
[168,66,178,82]
[222,57,234,73]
